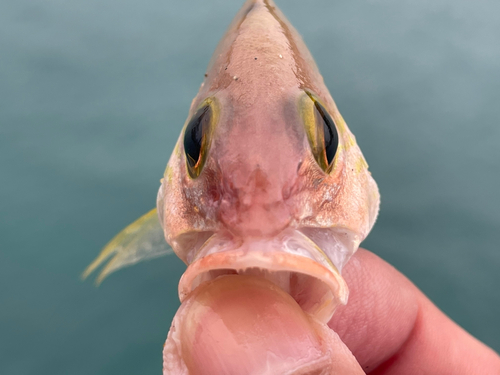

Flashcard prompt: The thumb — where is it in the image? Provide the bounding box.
[163,275,363,375]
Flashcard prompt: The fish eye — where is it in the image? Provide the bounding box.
[313,96,338,166]
[183,99,216,178]
[301,91,339,173]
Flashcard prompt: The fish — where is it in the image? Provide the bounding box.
[84,0,380,373]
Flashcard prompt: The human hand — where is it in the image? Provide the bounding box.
[164,249,500,374]
[328,249,500,374]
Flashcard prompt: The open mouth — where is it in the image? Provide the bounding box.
[178,229,350,323]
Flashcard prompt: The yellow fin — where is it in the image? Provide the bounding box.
[82,208,173,284]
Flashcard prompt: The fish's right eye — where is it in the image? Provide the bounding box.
[183,99,216,178]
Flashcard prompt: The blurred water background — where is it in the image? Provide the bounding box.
[1,0,499,373]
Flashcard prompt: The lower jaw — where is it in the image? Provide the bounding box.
[178,229,349,323]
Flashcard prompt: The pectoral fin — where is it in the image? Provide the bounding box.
[83,208,173,284]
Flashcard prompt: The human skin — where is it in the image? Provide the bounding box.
[178,249,500,374]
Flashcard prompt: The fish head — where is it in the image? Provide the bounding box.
[158,0,379,322]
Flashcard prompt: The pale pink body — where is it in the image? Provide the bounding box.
[158,0,379,373]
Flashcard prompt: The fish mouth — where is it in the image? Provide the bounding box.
[178,229,350,323]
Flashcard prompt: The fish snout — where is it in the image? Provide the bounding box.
[219,167,293,237]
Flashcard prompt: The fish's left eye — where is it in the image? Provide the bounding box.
[313,98,338,166]
[300,91,339,173]
[183,98,217,178]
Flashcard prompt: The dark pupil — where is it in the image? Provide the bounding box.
[313,101,338,166]
[184,105,211,168]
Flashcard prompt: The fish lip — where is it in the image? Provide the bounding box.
[178,229,349,323]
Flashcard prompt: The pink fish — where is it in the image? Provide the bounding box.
[84,0,380,373]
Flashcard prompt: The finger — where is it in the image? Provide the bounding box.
[164,275,364,375]
[329,249,500,374]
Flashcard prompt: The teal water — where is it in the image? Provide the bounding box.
[1,0,499,373]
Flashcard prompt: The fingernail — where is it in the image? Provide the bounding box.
[164,275,364,374]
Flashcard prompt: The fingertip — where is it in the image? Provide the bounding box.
[164,275,365,374]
